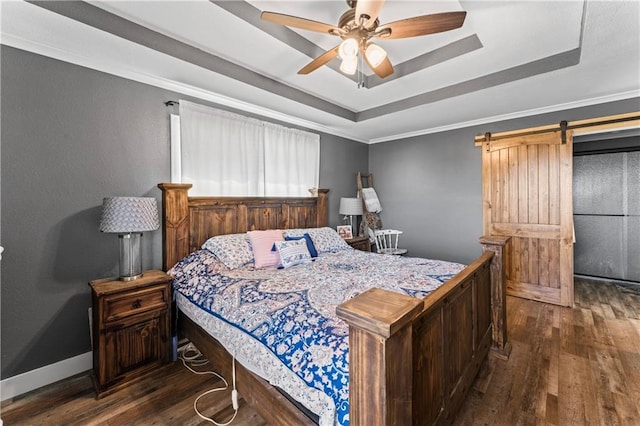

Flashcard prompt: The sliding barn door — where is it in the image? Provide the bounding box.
[481,131,574,306]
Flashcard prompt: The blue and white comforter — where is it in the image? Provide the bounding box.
[170,248,465,426]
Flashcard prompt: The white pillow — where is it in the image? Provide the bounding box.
[274,239,312,268]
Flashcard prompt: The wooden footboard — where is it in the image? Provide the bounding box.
[159,183,510,425]
[336,237,510,425]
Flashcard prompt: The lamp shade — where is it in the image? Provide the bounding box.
[339,197,363,216]
[99,197,160,233]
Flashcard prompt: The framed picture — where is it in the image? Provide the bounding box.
[337,225,353,239]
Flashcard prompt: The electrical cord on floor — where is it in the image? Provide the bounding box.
[178,342,239,425]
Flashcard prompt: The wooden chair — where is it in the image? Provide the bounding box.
[357,172,408,255]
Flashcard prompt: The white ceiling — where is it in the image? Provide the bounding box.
[2,0,639,143]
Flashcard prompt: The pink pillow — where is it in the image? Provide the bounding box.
[247,230,284,269]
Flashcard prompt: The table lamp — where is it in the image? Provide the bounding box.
[99,196,160,281]
[339,197,363,235]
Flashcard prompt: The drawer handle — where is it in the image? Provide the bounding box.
[132,299,142,309]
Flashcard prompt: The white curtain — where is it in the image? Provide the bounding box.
[264,122,320,197]
[179,101,264,196]
[177,100,319,197]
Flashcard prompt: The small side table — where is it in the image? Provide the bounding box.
[346,236,371,252]
[89,270,172,398]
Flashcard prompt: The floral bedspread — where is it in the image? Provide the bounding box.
[170,248,465,426]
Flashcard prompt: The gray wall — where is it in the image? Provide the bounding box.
[369,127,482,264]
[2,46,170,380]
[0,46,367,379]
[369,98,640,265]
[319,135,369,228]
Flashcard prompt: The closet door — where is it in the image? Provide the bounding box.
[481,131,574,306]
[574,151,640,282]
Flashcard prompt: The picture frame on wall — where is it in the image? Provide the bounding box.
[337,225,352,239]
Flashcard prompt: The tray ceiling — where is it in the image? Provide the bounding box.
[2,1,639,143]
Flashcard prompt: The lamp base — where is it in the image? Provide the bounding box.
[349,216,362,237]
[118,233,143,281]
[120,273,143,282]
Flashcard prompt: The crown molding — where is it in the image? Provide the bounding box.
[369,90,640,144]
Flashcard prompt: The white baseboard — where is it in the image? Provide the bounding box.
[1,352,92,402]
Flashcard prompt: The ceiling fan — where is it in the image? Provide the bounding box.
[261,0,466,79]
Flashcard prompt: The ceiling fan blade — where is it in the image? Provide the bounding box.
[377,11,466,39]
[355,0,386,29]
[261,11,340,34]
[298,46,340,75]
[361,45,394,79]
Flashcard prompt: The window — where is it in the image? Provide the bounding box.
[171,100,319,197]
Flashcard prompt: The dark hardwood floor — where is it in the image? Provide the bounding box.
[1,358,267,425]
[2,277,638,425]
[455,276,640,425]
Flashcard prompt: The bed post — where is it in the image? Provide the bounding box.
[336,287,423,425]
[479,235,512,360]
[316,189,329,227]
[158,183,192,271]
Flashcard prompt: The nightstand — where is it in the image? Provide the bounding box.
[346,235,371,252]
[89,270,172,398]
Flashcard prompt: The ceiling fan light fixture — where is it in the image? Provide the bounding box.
[338,38,359,60]
[262,2,468,79]
[365,43,387,67]
[340,56,358,75]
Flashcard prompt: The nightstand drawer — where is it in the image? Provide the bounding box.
[103,285,168,323]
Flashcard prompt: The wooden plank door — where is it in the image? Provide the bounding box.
[481,131,574,306]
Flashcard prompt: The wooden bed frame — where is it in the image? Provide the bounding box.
[158,183,510,425]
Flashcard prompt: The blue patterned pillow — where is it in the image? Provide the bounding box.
[285,233,318,257]
[201,233,253,269]
[275,239,312,268]
[271,233,318,257]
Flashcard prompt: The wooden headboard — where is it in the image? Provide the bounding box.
[157,183,329,270]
